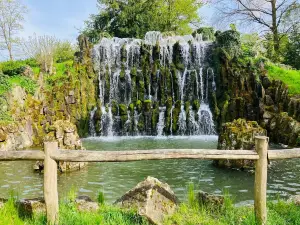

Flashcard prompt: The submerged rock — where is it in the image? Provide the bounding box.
[215,119,266,169]
[115,176,179,225]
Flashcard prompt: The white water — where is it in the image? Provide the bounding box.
[89,107,98,137]
[157,107,166,136]
[92,31,216,137]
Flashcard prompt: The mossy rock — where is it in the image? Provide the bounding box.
[136,100,142,113]
[119,104,127,116]
[143,100,152,113]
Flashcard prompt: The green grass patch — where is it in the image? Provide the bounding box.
[1,186,300,225]
[266,63,300,95]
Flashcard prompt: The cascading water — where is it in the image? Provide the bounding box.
[157,107,166,136]
[89,107,97,137]
[91,31,216,137]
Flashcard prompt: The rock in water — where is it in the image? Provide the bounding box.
[34,120,87,172]
[214,119,266,169]
[115,176,179,225]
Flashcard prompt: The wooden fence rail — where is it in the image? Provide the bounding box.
[1,136,300,224]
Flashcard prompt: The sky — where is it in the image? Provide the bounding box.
[0,0,215,60]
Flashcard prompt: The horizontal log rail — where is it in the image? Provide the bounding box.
[2,136,300,224]
[2,149,300,162]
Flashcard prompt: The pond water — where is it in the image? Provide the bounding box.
[0,136,300,205]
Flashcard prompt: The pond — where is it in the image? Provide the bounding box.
[0,136,300,205]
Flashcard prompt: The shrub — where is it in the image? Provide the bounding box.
[0,59,38,76]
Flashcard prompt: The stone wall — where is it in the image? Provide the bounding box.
[213,32,300,147]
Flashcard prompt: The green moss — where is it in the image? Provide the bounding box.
[129,103,134,113]
[136,100,142,113]
[192,100,200,111]
[119,104,127,116]
[143,100,152,112]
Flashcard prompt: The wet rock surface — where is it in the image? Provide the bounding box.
[34,120,87,173]
[115,176,179,225]
[215,119,266,169]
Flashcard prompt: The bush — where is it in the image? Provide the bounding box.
[0,74,12,94]
[0,59,38,76]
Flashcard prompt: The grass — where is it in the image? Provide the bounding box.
[0,75,38,95]
[1,185,300,225]
[265,63,300,96]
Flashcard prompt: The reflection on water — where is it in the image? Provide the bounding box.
[0,136,300,205]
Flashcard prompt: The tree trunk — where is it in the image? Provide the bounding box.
[271,0,280,53]
[7,43,13,61]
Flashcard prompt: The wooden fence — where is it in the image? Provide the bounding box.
[1,136,300,225]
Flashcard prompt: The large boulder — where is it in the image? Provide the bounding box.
[115,176,179,225]
[0,121,33,151]
[266,112,300,147]
[215,119,266,169]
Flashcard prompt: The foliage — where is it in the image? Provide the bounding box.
[54,41,77,63]
[0,73,37,96]
[22,34,58,74]
[215,29,241,61]
[0,0,28,60]
[97,191,105,205]
[0,59,38,76]
[193,27,215,41]
[241,33,264,58]
[83,0,202,42]
[214,0,300,57]
[266,63,300,95]
[284,25,300,69]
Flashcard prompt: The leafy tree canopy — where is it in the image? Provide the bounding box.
[83,0,202,43]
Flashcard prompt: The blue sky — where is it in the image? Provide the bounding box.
[21,0,99,41]
[0,1,215,60]
[21,1,215,41]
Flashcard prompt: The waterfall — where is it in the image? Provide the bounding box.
[157,107,166,136]
[89,107,97,137]
[197,103,215,135]
[133,109,140,136]
[170,106,174,135]
[178,105,187,135]
[125,111,131,135]
[92,31,216,137]
[188,106,200,135]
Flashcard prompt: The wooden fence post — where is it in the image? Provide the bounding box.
[254,136,268,225]
[44,142,59,224]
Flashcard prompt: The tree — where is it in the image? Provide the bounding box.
[0,0,27,61]
[214,0,300,57]
[54,41,77,63]
[22,34,58,74]
[83,0,202,42]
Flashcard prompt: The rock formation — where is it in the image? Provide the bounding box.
[214,119,266,169]
[115,176,179,225]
